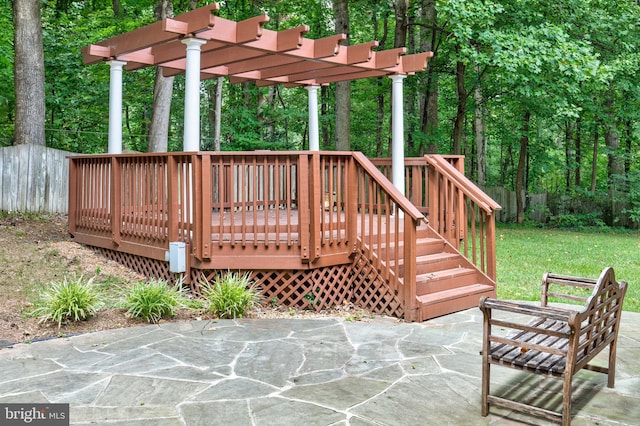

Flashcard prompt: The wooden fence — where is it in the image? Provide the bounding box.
[0,145,74,214]
[482,187,547,223]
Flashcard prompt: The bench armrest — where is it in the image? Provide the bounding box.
[479,297,574,322]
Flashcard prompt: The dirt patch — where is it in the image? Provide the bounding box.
[0,215,377,348]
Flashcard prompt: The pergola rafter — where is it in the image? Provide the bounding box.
[82,3,433,195]
[82,4,432,87]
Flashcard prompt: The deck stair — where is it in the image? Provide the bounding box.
[380,225,496,321]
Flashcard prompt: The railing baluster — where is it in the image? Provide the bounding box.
[273,158,279,246]
[286,157,292,246]
[263,156,269,246]
[298,154,310,261]
[111,157,121,246]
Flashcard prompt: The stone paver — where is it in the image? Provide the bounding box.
[0,309,638,425]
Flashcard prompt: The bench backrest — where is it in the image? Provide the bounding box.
[570,267,627,369]
[541,272,598,307]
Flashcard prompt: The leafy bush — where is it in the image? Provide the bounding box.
[201,271,262,319]
[121,279,187,323]
[31,275,101,328]
[548,212,607,230]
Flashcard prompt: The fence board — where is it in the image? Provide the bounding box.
[0,145,75,214]
[482,186,547,223]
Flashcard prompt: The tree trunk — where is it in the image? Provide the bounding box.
[214,77,223,151]
[376,77,385,157]
[112,0,122,17]
[373,8,389,157]
[333,0,350,151]
[452,60,466,155]
[516,111,530,224]
[387,0,408,157]
[575,117,581,187]
[474,65,486,186]
[13,0,46,146]
[603,96,625,225]
[564,121,575,191]
[591,121,598,193]
[321,86,329,148]
[603,98,624,179]
[419,0,438,154]
[148,0,174,152]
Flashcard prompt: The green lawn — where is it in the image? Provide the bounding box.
[495,226,639,312]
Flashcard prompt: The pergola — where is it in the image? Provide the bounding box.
[82,3,432,194]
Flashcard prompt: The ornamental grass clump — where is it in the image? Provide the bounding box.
[122,278,187,323]
[31,275,101,328]
[201,271,262,319]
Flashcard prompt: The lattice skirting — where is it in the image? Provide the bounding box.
[89,247,404,319]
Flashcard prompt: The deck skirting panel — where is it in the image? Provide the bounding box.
[89,246,404,318]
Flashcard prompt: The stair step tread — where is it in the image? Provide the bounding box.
[373,237,442,249]
[391,252,460,267]
[416,267,475,281]
[417,284,495,305]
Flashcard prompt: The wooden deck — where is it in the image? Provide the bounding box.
[69,151,501,321]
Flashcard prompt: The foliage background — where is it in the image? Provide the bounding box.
[3,0,640,227]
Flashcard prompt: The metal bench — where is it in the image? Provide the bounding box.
[479,267,627,425]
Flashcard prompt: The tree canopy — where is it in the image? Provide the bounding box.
[4,0,640,227]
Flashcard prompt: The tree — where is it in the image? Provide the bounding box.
[147,0,175,153]
[333,0,350,151]
[13,0,45,146]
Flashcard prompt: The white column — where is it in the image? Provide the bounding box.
[107,60,126,154]
[182,38,207,152]
[390,74,407,196]
[306,85,320,151]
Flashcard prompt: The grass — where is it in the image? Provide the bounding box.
[121,278,188,323]
[201,271,262,319]
[30,275,102,328]
[496,225,640,312]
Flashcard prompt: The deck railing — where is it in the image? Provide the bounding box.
[425,155,500,279]
[352,152,425,320]
[69,151,492,319]
[69,151,421,262]
[371,155,500,280]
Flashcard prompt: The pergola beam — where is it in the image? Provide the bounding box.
[83,2,432,156]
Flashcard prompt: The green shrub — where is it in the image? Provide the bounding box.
[201,271,262,319]
[121,278,187,323]
[31,275,101,328]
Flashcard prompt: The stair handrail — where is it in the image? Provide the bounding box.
[424,154,501,280]
[424,155,501,214]
[351,152,424,321]
[352,152,425,222]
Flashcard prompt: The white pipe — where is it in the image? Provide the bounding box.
[182,38,206,152]
[390,74,407,196]
[306,85,320,151]
[107,60,126,154]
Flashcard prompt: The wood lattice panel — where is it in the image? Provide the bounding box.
[89,246,404,318]
[349,249,404,318]
[90,247,190,288]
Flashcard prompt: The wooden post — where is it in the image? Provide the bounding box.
[110,156,121,246]
[193,154,203,260]
[167,155,179,242]
[485,212,497,281]
[347,155,358,255]
[68,158,77,235]
[427,160,439,232]
[200,154,212,259]
[298,154,310,262]
[309,152,321,262]
[402,217,420,322]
